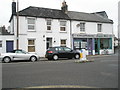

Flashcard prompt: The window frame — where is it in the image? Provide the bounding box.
[0,41,2,48]
[27,18,36,31]
[97,24,102,32]
[80,22,85,32]
[60,20,67,32]
[46,19,52,31]
[60,39,66,47]
[28,39,36,52]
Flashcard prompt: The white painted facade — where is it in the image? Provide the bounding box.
[0,1,114,57]
[71,20,114,55]
[10,16,71,57]
[0,16,114,56]
[0,35,14,53]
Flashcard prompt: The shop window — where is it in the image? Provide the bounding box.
[61,40,66,47]
[46,20,52,30]
[28,39,35,52]
[100,38,112,49]
[97,24,102,32]
[60,21,66,31]
[27,18,35,31]
[0,41,2,48]
[80,23,85,32]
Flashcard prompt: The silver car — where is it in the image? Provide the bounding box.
[0,49,40,63]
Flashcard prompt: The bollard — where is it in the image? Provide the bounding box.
[80,48,87,62]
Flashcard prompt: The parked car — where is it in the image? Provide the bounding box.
[45,46,80,60]
[0,49,40,63]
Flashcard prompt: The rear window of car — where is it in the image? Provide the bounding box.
[48,47,54,50]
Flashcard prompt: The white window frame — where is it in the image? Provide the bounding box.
[60,39,66,47]
[27,18,36,31]
[0,41,2,48]
[60,20,67,32]
[80,22,85,32]
[46,19,52,31]
[28,39,36,52]
[97,24,102,32]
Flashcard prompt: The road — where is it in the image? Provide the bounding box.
[2,54,118,88]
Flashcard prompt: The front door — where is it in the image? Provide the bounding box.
[95,39,99,54]
[87,39,93,55]
[46,38,52,49]
[6,41,14,52]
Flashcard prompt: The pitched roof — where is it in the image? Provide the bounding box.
[18,6,70,20]
[67,11,113,23]
[10,6,113,24]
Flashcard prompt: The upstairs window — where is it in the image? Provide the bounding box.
[60,21,66,31]
[0,41,2,48]
[80,23,85,32]
[46,20,52,30]
[27,18,35,30]
[97,24,102,32]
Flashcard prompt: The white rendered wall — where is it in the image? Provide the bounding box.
[0,35,14,53]
[12,16,71,57]
[71,20,113,35]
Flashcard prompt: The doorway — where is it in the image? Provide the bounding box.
[6,41,14,52]
[95,39,100,54]
[46,38,52,49]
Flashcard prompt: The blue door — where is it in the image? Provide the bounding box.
[6,41,14,52]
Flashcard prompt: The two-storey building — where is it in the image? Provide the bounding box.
[0,1,114,57]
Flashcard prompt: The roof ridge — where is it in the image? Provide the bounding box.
[68,10,91,14]
[28,6,61,11]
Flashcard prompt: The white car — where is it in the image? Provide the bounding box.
[0,49,40,63]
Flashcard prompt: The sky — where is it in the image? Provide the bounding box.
[0,0,119,37]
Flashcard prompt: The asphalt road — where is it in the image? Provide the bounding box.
[2,54,118,89]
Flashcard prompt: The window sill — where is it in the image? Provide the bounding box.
[59,31,67,33]
[80,32,86,34]
[97,32,103,34]
[46,30,52,33]
[27,30,36,32]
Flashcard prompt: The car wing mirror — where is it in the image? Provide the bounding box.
[71,50,73,52]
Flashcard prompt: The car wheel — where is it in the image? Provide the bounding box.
[74,54,80,59]
[30,56,37,62]
[3,57,11,63]
[53,55,58,60]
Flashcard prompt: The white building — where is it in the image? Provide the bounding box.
[0,1,114,57]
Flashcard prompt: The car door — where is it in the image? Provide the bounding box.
[63,47,74,58]
[58,47,66,58]
[14,50,30,60]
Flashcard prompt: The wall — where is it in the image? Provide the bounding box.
[0,35,14,53]
[11,16,71,57]
[71,20,113,35]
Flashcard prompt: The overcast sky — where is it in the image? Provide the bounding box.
[0,0,119,37]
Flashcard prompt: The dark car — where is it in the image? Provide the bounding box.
[45,46,80,60]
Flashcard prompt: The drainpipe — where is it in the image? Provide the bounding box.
[70,20,72,49]
[16,0,19,50]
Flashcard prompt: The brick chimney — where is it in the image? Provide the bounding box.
[61,0,68,14]
[12,0,16,15]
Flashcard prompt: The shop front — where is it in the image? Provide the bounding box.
[72,34,114,55]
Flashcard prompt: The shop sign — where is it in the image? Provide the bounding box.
[72,34,114,38]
